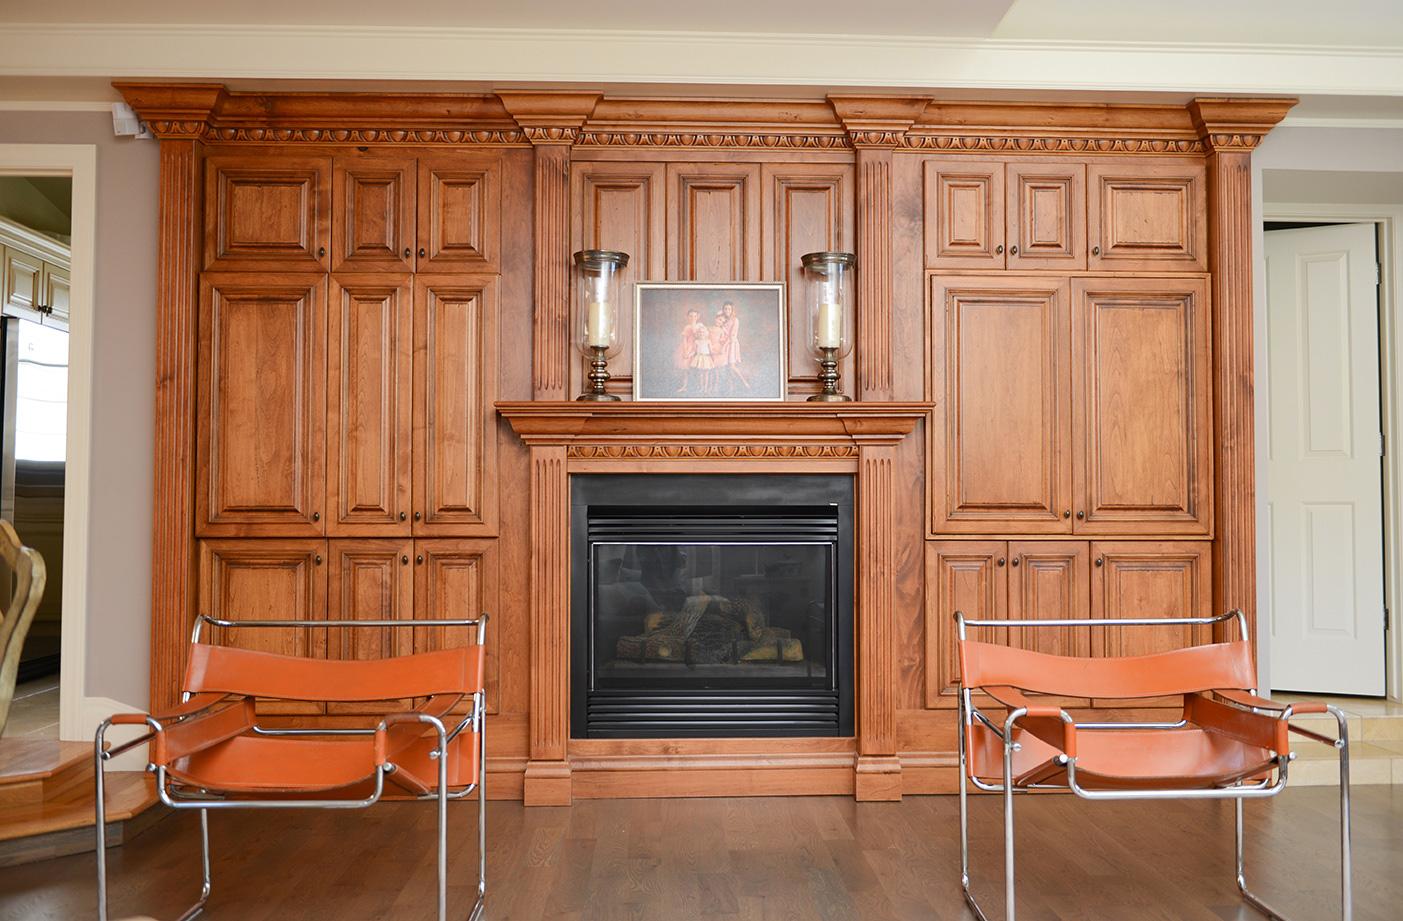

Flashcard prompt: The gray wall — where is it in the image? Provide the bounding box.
[0,111,158,708]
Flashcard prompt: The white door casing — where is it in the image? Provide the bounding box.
[1266,222,1386,695]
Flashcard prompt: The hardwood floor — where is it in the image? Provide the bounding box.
[1,786,1398,920]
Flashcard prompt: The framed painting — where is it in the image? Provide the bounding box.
[632,282,786,401]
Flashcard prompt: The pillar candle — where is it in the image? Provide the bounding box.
[817,300,842,349]
[586,297,612,348]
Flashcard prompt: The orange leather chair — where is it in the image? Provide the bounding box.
[956,609,1351,921]
[94,613,489,921]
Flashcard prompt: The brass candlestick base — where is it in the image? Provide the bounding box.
[807,347,851,402]
[578,346,620,401]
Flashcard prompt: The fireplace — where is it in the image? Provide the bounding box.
[571,474,854,738]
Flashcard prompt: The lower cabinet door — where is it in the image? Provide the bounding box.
[413,539,499,714]
[325,539,415,714]
[925,541,1007,709]
[1007,540,1091,706]
[197,539,328,715]
[1090,540,1212,706]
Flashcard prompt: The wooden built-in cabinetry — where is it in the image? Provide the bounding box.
[1,216,70,330]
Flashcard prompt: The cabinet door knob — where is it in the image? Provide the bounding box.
[1009,244,1019,255]
[399,511,407,521]
[997,557,1006,567]
[401,554,409,565]
[1011,556,1021,567]
[1076,510,1085,520]
[994,244,1004,255]
[418,247,427,258]
[312,511,320,522]
[1091,245,1101,256]
[414,511,422,521]
[403,247,412,259]
[314,554,323,565]
[317,246,326,258]
[416,554,424,565]
[1063,510,1071,519]
[1095,557,1104,567]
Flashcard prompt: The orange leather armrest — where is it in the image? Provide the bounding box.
[1216,689,1327,715]
[983,686,1078,759]
[109,712,153,725]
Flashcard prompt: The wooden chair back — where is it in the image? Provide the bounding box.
[0,519,47,735]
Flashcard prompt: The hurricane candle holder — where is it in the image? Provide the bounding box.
[573,249,630,401]
[800,251,856,402]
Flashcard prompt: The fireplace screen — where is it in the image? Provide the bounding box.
[572,474,854,739]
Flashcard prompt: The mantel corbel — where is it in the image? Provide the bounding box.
[1189,97,1297,151]
[113,82,226,139]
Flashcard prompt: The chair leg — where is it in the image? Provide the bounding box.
[1003,732,1017,921]
[471,705,486,921]
[1235,705,1352,921]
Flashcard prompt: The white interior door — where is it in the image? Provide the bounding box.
[1266,223,1386,695]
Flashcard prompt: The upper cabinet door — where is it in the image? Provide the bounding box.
[413,277,498,536]
[1087,158,1206,271]
[761,163,855,389]
[925,540,1007,709]
[1072,277,1212,535]
[924,160,1005,269]
[40,264,70,329]
[327,277,413,535]
[2,246,43,321]
[571,161,666,391]
[332,155,417,273]
[1006,162,1086,271]
[417,155,501,272]
[198,275,327,536]
[666,163,762,281]
[204,154,331,271]
[930,276,1072,534]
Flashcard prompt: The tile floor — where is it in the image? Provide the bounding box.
[1,676,59,740]
[1274,692,1403,784]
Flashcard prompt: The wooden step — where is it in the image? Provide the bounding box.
[0,739,94,811]
[0,770,164,867]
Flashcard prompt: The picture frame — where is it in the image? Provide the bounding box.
[632,282,787,402]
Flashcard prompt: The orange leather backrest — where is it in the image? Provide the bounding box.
[182,643,486,702]
[958,638,1256,699]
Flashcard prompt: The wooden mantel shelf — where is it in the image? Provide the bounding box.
[496,401,932,444]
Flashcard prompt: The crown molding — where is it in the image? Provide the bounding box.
[1189,97,1297,150]
[9,25,1403,97]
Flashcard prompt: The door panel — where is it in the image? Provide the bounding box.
[924,160,1004,269]
[327,277,412,535]
[413,277,498,536]
[326,539,414,714]
[414,539,499,714]
[332,155,416,272]
[1087,159,1206,271]
[417,155,501,272]
[1091,540,1212,706]
[1265,223,1386,695]
[204,155,330,271]
[1007,541,1091,659]
[1006,162,1085,270]
[925,541,1007,708]
[571,162,666,391]
[666,163,762,281]
[1072,277,1212,535]
[198,275,326,536]
[198,539,327,715]
[931,276,1072,533]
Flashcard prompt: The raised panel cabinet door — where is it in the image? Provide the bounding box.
[665,163,762,281]
[326,538,415,714]
[924,540,1007,709]
[327,277,413,535]
[413,277,498,536]
[1072,277,1212,535]
[1007,541,1092,706]
[197,275,327,536]
[40,264,70,329]
[923,160,1005,269]
[204,154,331,271]
[2,246,43,321]
[414,539,500,714]
[1006,161,1086,270]
[417,155,501,272]
[1091,540,1212,706]
[1087,158,1207,271]
[331,155,417,272]
[761,163,856,390]
[197,539,328,715]
[571,161,666,392]
[930,276,1072,534]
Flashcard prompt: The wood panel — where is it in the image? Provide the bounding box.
[1072,277,1212,535]
[326,538,414,714]
[924,541,1005,709]
[412,277,498,535]
[923,160,1004,269]
[1087,158,1207,271]
[197,274,326,536]
[761,163,855,389]
[327,276,412,535]
[197,539,327,715]
[570,161,666,393]
[1007,541,1091,706]
[666,163,761,282]
[930,275,1071,534]
[417,155,501,272]
[331,155,416,273]
[413,539,500,715]
[203,154,330,271]
[1005,161,1085,270]
[2,247,42,317]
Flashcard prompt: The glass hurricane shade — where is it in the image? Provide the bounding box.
[800,251,855,358]
[574,250,630,354]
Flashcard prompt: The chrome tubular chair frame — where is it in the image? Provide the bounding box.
[955,610,1352,921]
[94,614,489,921]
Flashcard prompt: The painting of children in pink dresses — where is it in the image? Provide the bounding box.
[633,283,786,401]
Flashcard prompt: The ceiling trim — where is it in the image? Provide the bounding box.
[2,24,1403,97]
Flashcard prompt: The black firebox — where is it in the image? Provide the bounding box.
[571,473,854,739]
